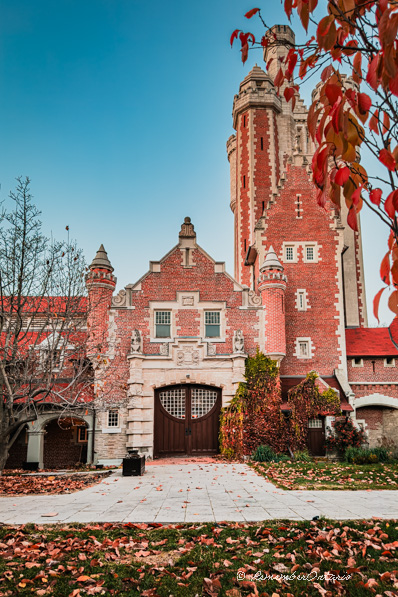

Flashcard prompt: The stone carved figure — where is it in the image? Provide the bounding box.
[131,329,142,354]
[233,330,245,354]
[160,343,169,356]
[207,343,216,356]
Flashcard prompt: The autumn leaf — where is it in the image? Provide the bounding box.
[369,188,382,206]
[245,8,260,19]
[334,166,350,186]
[379,148,396,171]
[230,30,240,47]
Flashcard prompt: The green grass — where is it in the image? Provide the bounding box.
[0,520,397,596]
[252,460,398,490]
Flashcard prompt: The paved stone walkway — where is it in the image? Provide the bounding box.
[1,461,398,524]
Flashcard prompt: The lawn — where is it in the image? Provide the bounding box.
[252,461,398,490]
[0,519,397,596]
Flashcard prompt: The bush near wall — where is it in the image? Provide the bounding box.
[220,355,341,460]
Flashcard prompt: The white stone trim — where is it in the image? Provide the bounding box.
[352,358,364,367]
[384,357,396,367]
[295,288,309,311]
[294,337,314,359]
[282,242,298,263]
[303,242,319,263]
[354,394,398,409]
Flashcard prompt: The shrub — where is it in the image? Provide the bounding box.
[373,446,389,462]
[326,418,366,455]
[273,454,290,463]
[344,446,386,464]
[251,445,276,462]
[294,449,312,462]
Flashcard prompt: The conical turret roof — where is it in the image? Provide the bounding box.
[89,244,114,272]
[260,246,284,272]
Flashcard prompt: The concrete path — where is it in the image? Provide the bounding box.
[1,461,398,524]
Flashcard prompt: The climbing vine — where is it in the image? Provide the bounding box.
[220,350,284,459]
[286,372,342,449]
[220,362,342,460]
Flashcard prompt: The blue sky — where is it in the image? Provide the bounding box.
[0,0,391,325]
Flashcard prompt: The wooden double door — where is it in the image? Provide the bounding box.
[154,384,221,458]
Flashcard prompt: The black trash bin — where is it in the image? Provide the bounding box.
[122,450,145,476]
[23,461,39,471]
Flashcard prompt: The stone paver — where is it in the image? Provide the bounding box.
[1,461,397,524]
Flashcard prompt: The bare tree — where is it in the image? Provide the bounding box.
[0,177,92,472]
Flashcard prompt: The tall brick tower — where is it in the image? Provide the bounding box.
[258,247,287,364]
[85,245,116,356]
[229,65,282,288]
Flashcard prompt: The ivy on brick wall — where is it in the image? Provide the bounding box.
[286,372,342,449]
[220,350,284,459]
[220,358,342,460]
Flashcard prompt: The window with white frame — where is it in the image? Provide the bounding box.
[295,337,312,359]
[308,418,323,428]
[304,244,316,262]
[108,410,119,428]
[384,357,395,367]
[285,245,295,262]
[205,311,221,338]
[352,357,363,367]
[155,311,171,338]
[297,290,307,311]
[298,341,309,357]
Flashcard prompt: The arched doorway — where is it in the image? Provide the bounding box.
[154,384,221,458]
[43,417,88,469]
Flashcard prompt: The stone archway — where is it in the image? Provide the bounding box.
[355,394,398,448]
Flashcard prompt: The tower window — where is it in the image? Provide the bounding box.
[303,243,318,263]
[205,311,220,338]
[155,311,171,338]
[243,175,246,188]
[295,337,313,359]
[297,290,307,311]
[243,115,246,127]
[261,137,264,150]
[296,195,301,218]
[285,246,294,262]
[384,357,396,367]
[299,341,309,357]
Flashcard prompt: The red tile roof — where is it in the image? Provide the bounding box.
[345,324,398,356]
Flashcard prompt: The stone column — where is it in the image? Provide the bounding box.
[26,430,45,468]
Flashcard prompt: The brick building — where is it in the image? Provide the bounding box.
[10,25,398,468]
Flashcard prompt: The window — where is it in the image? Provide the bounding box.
[155,311,171,338]
[108,410,119,428]
[304,244,317,263]
[384,357,395,367]
[308,418,322,428]
[77,426,88,442]
[352,358,363,367]
[305,245,315,261]
[297,290,307,311]
[205,311,220,338]
[285,246,294,262]
[299,341,309,357]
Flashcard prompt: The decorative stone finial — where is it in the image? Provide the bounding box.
[260,246,284,272]
[89,244,114,272]
[179,217,196,239]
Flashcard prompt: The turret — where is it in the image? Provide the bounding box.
[258,246,287,364]
[229,65,282,286]
[85,245,116,355]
